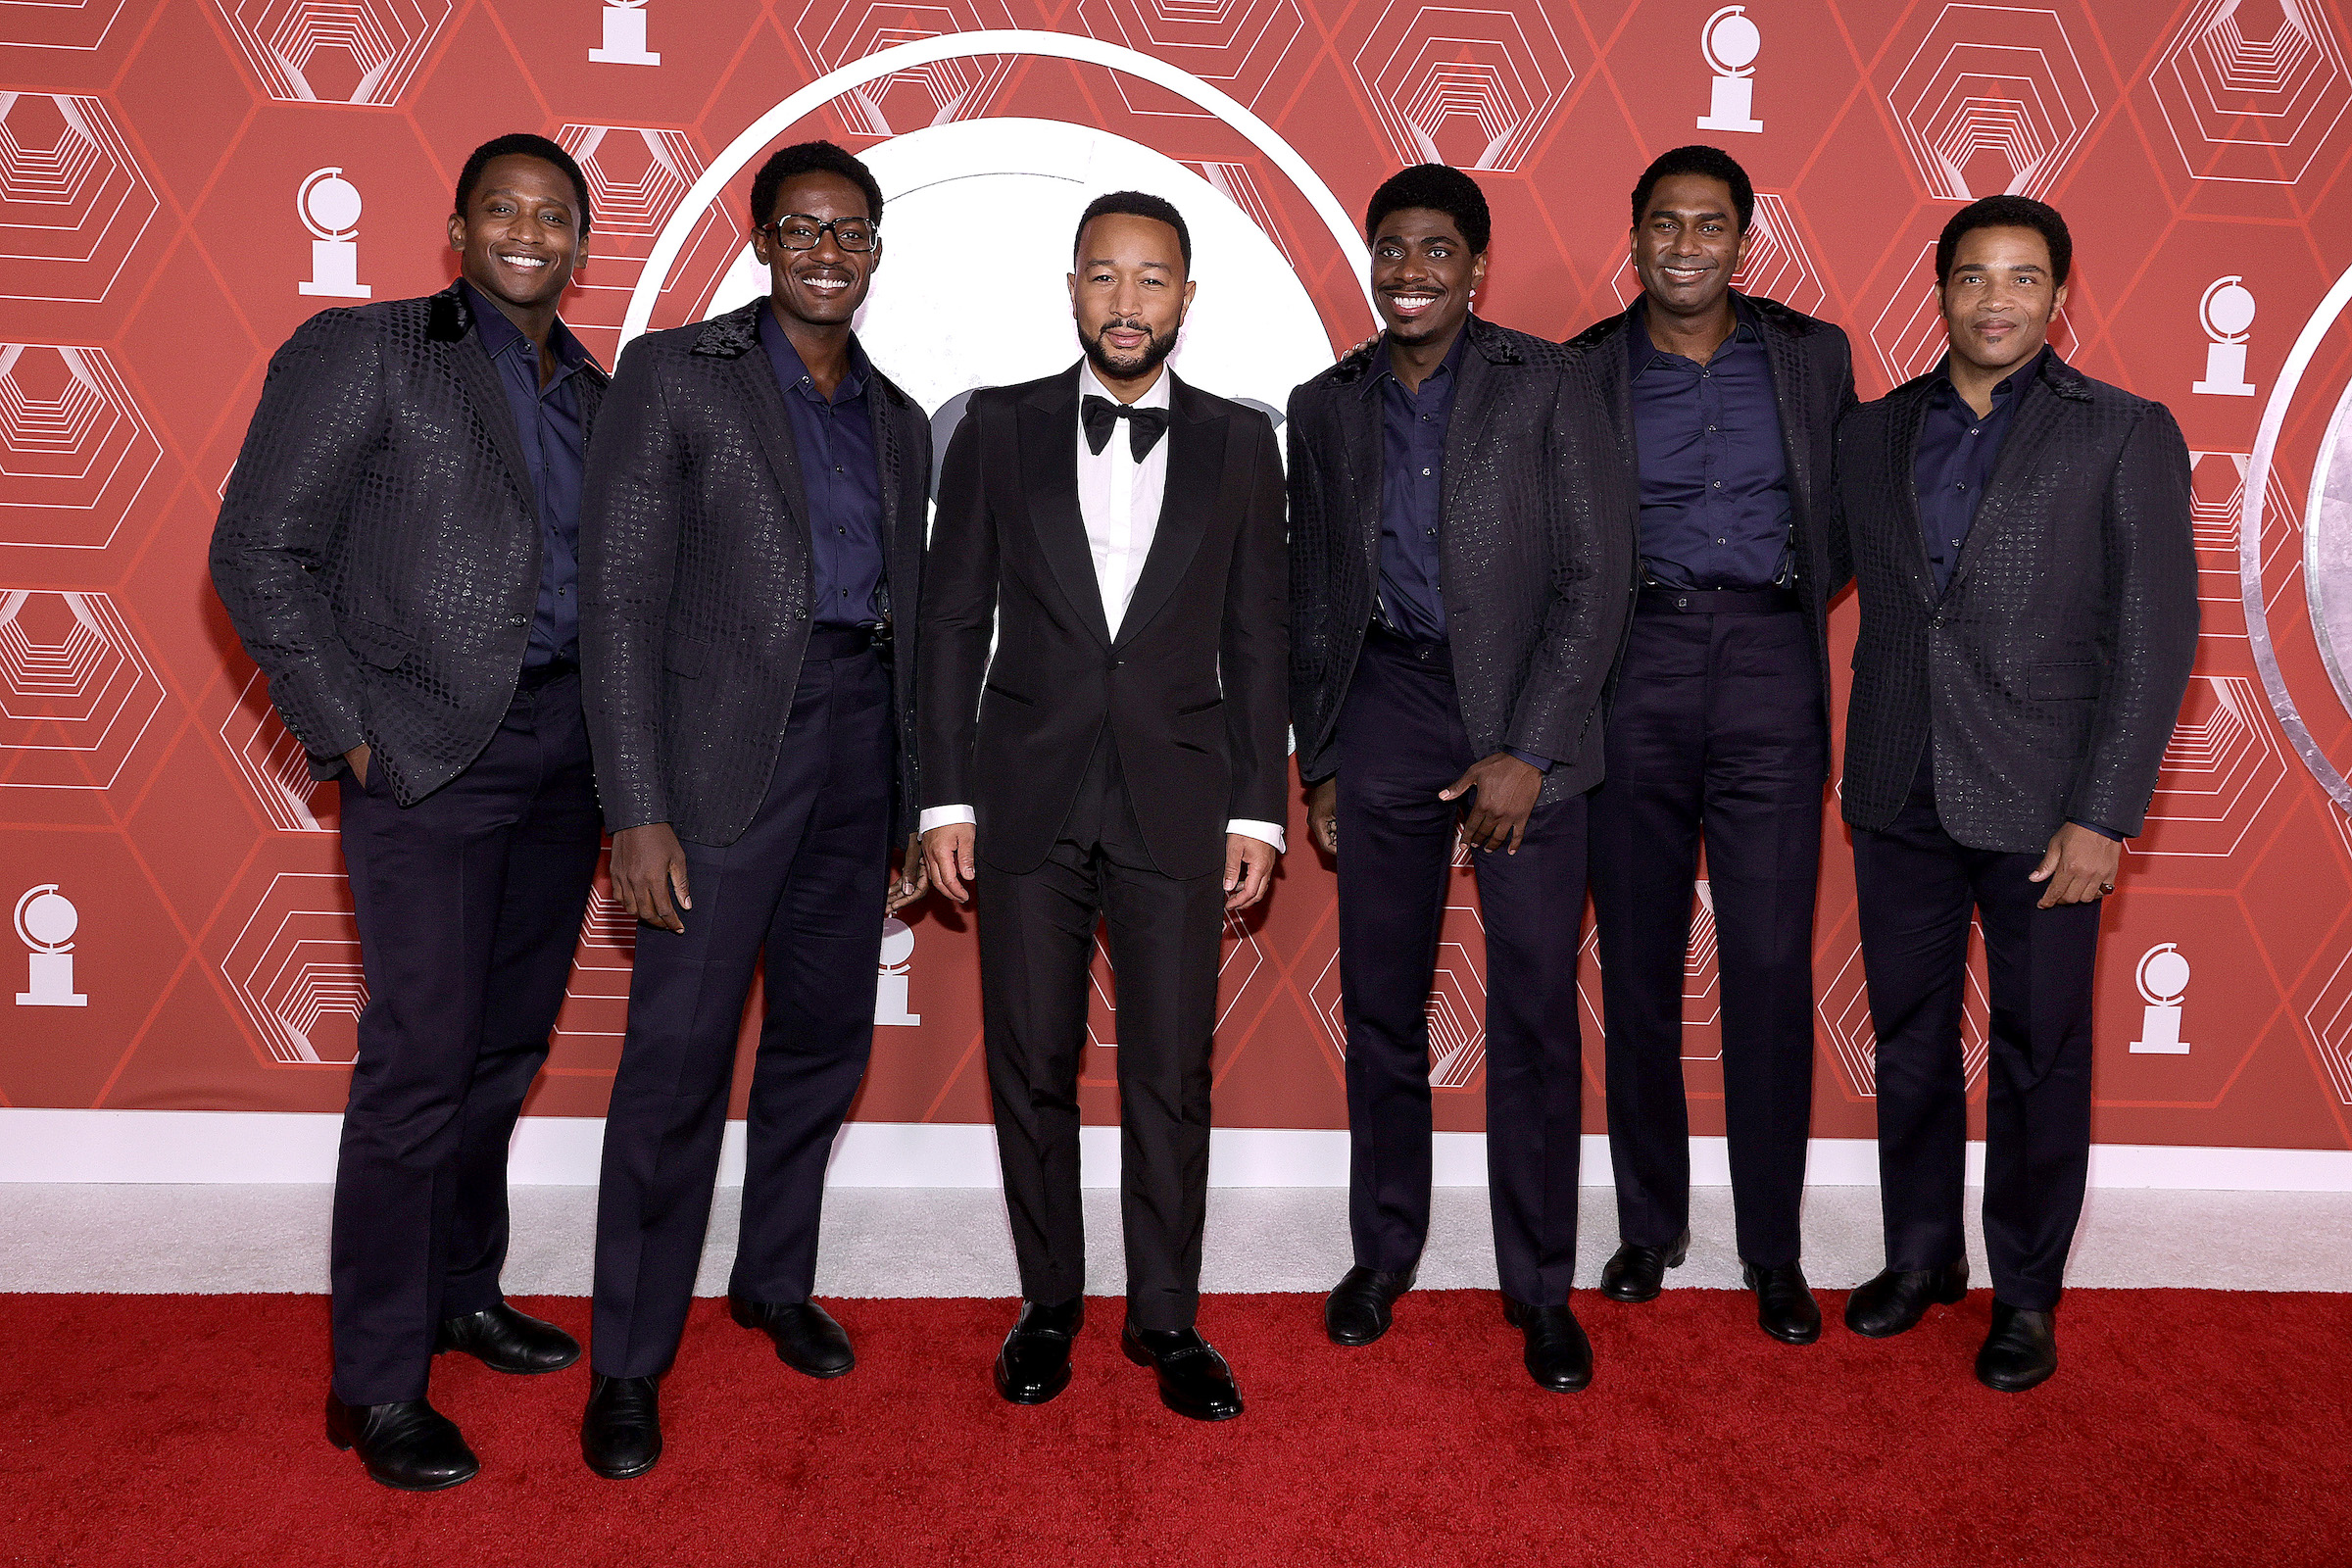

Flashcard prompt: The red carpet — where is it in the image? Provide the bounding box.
[5,1290,2345,1567]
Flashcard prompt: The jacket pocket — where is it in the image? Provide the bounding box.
[666,635,709,678]
[342,616,412,670]
[2028,662,2104,702]
[1173,697,1224,716]
[983,680,1035,707]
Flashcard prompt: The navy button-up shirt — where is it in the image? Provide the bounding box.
[1372,326,1466,645]
[1629,301,1792,590]
[1914,346,2044,598]
[464,281,590,668]
[759,307,887,628]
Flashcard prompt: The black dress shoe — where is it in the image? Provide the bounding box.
[1121,1325,1243,1421]
[1976,1300,2058,1393]
[1324,1264,1417,1347]
[1500,1297,1593,1393]
[1741,1261,1822,1345]
[1598,1229,1690,1303]
[581,1374,662,1479]
[729,1296,855,1378]
[325,1394,478,1492]
[435,1302,581,1374]
[1844,1261,1970,1338]
[995,1298,1084,1404]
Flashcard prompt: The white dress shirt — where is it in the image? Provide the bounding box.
[919,364,1284,853]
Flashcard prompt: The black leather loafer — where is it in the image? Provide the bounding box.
[995,1298,1084,1404]
[1121,1325,1243,1421]
[1975,1300,2058,1393]
[1500,1297,1593,1393]
[1843,1262,1970,1338]
[325,1394,478,1492]
[581,1374,662,1479]
[1324,1264,1417,1347]
[729,1296,855,1378]
[1598,1228,1690,1303]
[1742,1260,1822,1345]
[436,1302,581,1374]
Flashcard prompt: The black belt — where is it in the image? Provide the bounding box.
[805,623,886,660]
[1638,584,1800,615]
[516,659,578,690]
[1365,621,1452,668]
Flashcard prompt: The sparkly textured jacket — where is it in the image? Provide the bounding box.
[1286,314,1628,803]
[211,283,609,806]
[579,299,930,848]
[1835,353,2197,851]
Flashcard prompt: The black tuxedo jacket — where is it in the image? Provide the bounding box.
[579,299,930,848]
[918,365,1288,880]
[1565,291,1857,730]
[1286,315,1626,803]
[1837,353,2198,852]
[211,284,608,805]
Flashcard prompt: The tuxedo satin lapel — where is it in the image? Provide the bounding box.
[1886,381,1937,604]
[727,350,813,536]
[1116,381,1220,647]
[1018,375,1111,648]
[1948,373,2067,592]
[445,332,540,528]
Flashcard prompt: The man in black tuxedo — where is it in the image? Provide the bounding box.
[578,141,929,1475]
[1567,145,1854,1345]
[212,134,606,1490]
[1288,165,1626,1393]
[1837,195,2195,1391]
[919,191,1287,1422]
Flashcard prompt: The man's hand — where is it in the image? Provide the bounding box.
[1441,753,1543,854]
[1224,834,1278,910]
[887,832,928,914]
[612,822,692,933]
[924,823,978,906]
[343,744,371,788]
[1306,777,1339,857]
[2029,823,2122,909]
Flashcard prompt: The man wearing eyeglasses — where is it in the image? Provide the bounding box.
[576,140,930,1477]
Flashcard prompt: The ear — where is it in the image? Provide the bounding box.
[447,211,466,252]
[1180,277,1198,315]
[1470,251,1490,293]
[1732,221,1753,270]
[1066,270,1079,310]
[2051,279,2070,314]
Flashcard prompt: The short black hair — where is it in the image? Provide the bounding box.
[749,140,883,229]
[1935,194,2072,286]
[455,133,592,236]
[1073,190,1193,272]
[1364,164,1491,255]
[1631,144,1754,232]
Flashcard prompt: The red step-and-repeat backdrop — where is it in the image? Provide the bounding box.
[6,0,2352,1155]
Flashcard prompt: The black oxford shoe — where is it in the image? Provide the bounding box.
[436,1302,581,1374]
[1843,1262,1970,1339]
[325,1394,478,1492]
[995,1298,1084,1405]
[1121,1325,1243,1422]
[581,1374,662,1479]
[730,1296,855,1378]
[1500,1297,1593,1393]
[1324,1264,1417,1347]
[1975,1301,2058,1393]
[1742,1261,1822,1346]
[1598,1229,1690,1303]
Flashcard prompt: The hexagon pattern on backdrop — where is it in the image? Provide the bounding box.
[2,0,2352,1156]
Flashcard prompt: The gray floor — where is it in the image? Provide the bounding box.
[5,1183,2348,1295]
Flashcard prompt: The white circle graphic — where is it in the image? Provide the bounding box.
[299,169,362,239]
[16,885,76,950]
[2202,276,2255,341]
[1703,7,1761,74]
[2137,944,2190,1004]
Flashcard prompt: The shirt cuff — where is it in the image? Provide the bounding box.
[2068,817,2126,842]
[1504,748,1553,773]
[1226,818,1287,853]
[918,806,976,835]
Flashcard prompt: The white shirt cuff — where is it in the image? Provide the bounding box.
[918,806,976,835]
[1226,818,1286,853]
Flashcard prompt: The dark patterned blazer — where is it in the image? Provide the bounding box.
[580,299,930,848]
[1564,291,1857,735]
[1836,353,2198,852]
[1286,314,1627,804]
[918,365,1288,880]
[211,283,608,806]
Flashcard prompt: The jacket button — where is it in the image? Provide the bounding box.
[1112,659,1125,668]
[509,616,527,627]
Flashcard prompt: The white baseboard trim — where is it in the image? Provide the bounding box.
[3,1109,2348,1192]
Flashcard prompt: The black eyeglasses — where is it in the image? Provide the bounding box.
[755,214,878,253]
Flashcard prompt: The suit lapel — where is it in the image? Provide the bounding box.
[727,349,813,539]
[1117,374,1220,648]
[1947,370,2068,591]
[1755,306,1814,517]
[1018,368,1112,648]
[1344,368,1384,583]
[1885,380,1937,604]
[1596,324,1639,498]
[1439,338,1503,530]
[444,326,540,528]
[868,381,904,562]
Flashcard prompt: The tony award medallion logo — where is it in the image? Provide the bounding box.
[2193,275,2258,397]
[2131,944,2192,1054]
[875,915,919,1027]
[588,0,661,66]
[1695,6,1764,133]
[296,168,369,299]
[16,884,87,1007]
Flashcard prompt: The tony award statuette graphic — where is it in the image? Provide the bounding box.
[16,884,87,1007]
[875,915,920,1026]
[2193,276,2258,396]
[588,0,661,66]
[296,168,369,299]
[2131,944,2192,1054]
[1695,6,1764,133]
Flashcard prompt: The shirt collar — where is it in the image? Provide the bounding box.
[1629,296,1756,374]
[1930,344,2049,410]
[1077,356,1173,413]
[460,279,587,373]
[760,303,871,404]
[1377,318,1470,390]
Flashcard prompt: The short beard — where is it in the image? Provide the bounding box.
[1080,318,1179,384]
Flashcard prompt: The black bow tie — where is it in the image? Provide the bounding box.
[1082,393,1170,461]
